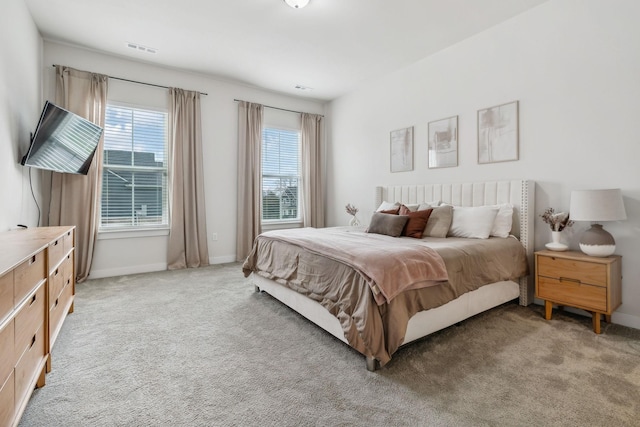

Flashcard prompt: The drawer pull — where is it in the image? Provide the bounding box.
[66,279,71,285]
[55,268,59,276]
[30,255,36,264]
[30,334,36,349]
[559,277,581,284]
[30,294,37,305]
[54,298,59,308]
[54,240,59,246]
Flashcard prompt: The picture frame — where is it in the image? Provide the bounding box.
[477,100,519,164]
[428,115,458,168]
[390,126,414,172]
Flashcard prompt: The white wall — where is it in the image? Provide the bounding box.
[42,41,325,278]
[326,0,640,328]
[0,0,43,231]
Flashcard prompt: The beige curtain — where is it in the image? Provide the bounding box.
[301,113,325,228]
[49,65,108,283]
[236,101,264,261]
[167,88,209,269]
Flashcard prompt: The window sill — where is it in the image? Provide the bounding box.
[261,221,303,231]
[98,227,170,240]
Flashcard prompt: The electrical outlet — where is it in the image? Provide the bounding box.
[212,232,218,241]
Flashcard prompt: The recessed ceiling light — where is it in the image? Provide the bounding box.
[284,0,309,9]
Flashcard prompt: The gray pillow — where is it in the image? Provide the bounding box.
[423,205,453,238]
[366,213,409,237]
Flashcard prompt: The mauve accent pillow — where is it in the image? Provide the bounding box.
[400,208,433,238]
[423,205,453,238]
[367,213,409,237]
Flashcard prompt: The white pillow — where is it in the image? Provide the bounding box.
[376,201,400,212]
[448,206,500,239]
[399,201,440,212]
[490,203,514,238]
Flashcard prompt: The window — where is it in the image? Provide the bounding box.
[262,127,301,222]
[101,104,168,229]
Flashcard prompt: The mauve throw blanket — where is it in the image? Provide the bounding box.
[248,227,448,304]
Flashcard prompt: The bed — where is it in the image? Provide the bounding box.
[243,180,535,370]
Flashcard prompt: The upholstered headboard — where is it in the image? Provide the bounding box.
[375,180,535,305]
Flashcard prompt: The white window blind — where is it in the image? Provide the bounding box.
[101,104,168,229]
[262,128,301,221]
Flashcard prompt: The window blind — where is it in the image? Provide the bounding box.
[262,128,300,221]
[101,104,168,228]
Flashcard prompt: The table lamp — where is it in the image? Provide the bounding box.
[569,189,626,257]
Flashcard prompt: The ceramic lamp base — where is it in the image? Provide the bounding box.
[579,223,615,257]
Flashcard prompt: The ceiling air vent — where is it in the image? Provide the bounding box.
[126,42,158,54]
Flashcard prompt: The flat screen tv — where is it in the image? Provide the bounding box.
[21,101,104,175]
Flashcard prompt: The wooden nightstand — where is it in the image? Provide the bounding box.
[535,250,622,334]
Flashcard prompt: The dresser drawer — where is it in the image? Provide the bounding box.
[0,371,15,427]
[63,229,74,257]
[50,279,73,344]
[14,252,46,306]
[537,255,607,287]
[49,263,65,309]
[14,325,45,409]
[0,319,14,384]
[48,234,66,271]
[15,285,45,361]
[538,276,607,312]
[0,271,12,323]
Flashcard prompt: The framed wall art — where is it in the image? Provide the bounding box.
[390,126,414,172]
[428,115,458,168]
[477,100,519,164]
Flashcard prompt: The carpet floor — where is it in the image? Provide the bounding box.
[19,263,640,426]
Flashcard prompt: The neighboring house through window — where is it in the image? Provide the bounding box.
[262,127,301,223]
[101,104,168,229]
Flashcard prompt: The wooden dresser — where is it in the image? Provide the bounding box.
[0,226,75,427]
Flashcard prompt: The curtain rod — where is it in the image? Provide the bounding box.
[234,99,324,117]
[51,64,208,96]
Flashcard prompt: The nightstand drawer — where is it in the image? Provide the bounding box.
[537,255,607,287]
[538,276,607,312]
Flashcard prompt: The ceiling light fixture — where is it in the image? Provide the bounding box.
[284,0,309,9]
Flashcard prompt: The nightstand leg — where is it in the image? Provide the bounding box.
[605,314,611,323]
[592,312,602,334]
[544,301,553,320]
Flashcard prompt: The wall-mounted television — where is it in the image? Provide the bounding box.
[21,101,104,175]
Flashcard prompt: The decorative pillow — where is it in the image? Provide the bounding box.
[490,203,514,238]
[366,213,409,237]
[401,208,433,238]
[380,207,400,215]
[448,205,500,239]
[418,201,440,210]
[423,205,453,238]
[376,201,400,212]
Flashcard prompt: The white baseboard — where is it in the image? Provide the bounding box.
[88,263,167,280]
[210,255,236,264]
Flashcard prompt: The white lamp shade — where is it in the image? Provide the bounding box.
[284,0,309,8]
[569,189,627,222]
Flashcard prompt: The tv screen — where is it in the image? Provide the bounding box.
[21,101,104,175]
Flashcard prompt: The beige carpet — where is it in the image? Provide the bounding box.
[19,263,640,426]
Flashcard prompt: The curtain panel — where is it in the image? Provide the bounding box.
[167,88,209,269]
[49,65,108,283]
[301,113,325,228]
[236,102,264,261]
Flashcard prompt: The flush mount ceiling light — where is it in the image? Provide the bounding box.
[284,0,309,9]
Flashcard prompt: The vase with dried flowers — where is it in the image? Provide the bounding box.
[345,203,360,226]
[540,207,574,251]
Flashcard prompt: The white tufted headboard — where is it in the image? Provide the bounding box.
[375,180,535,305]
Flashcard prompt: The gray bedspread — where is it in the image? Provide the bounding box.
[242,227,528,366]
